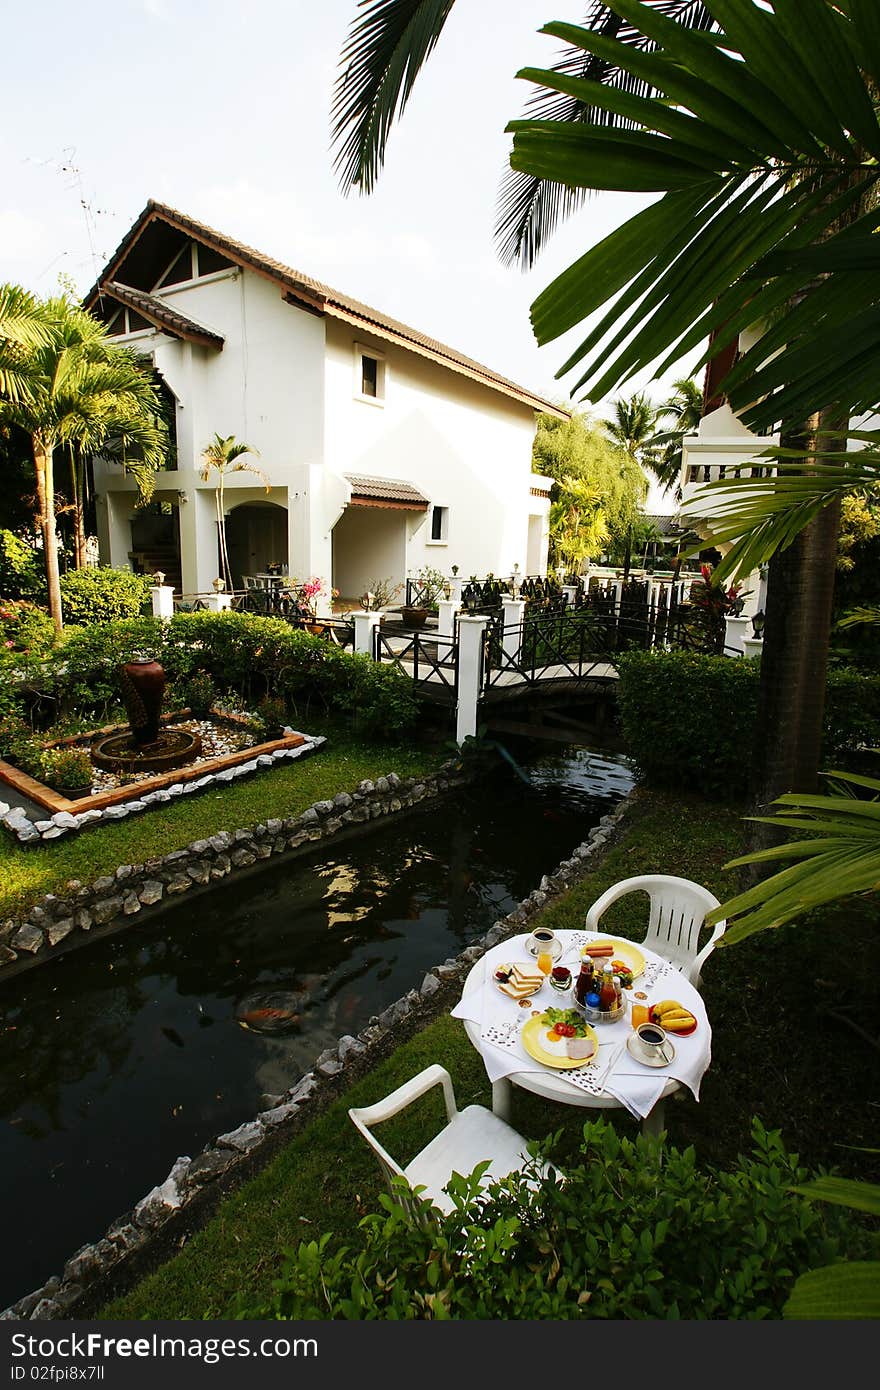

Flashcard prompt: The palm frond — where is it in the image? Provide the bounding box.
[331,0,456,195]
[708,768,880,945]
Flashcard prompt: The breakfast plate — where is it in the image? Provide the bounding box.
[581,937,646,980]
[521,1014,599,1069]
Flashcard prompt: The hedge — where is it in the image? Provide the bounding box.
[57,566,152,625]
[236,1118,857,1320]
[616,650,880,795]
[2,610,419,740]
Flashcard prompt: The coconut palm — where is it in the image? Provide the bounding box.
[0,293,167,631]
[603,391,662,474]
[332,1,713,267]
[199,434,269,591]
[0,284,50,403]
[647,376,703,496]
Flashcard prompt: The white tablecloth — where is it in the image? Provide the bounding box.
[452,930,712,1120]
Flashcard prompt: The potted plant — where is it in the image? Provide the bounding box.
[252,696,287,740]
[401,566,446,628]
[360,578,403,622]
[39,746,93,799]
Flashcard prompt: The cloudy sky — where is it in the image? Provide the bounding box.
[1,0,691,497]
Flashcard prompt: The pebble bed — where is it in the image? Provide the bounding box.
[0,779,633,1321]
[88,715,260,795]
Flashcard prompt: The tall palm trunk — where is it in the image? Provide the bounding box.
[216,474,231,590]
[747,409,842,861]
[33,433,63,632]
[70,448,87,569]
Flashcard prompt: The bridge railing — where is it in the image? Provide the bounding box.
[373,626,458,693]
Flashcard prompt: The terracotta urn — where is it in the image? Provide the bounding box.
[120,657,166,745]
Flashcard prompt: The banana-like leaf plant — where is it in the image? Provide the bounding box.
[783,1175,880,1319]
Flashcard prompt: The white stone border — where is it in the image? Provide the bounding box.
[0,729,324,846]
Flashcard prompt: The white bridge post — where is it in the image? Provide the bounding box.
[500,595,526,662]
[151,584,175,620]
[456,615,488,744]
[353,610,383,656]
[437,597,460,641]
[724,614,750,656]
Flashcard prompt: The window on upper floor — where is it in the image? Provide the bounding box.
[354,343,386,405]
[429,505,449,544]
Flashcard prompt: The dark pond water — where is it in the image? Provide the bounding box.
[0,745,633,1309]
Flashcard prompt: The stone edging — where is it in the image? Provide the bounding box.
[0,756,469,983]
[0,789,634,1320]
[0,726,321,845]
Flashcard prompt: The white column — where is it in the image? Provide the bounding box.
[562,585,578,607]
[500,596,526,662]
[743,636,763,660]
[353,610,383,656]
[437,597,460,641]
[204,592,232,613]
[612,578,624,613]
[448,575,463,604]
[724,614,751,656]
[151,584,175,619]
[456,615,488,744]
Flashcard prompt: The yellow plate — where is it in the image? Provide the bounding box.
[521,1015,600,1069]
[582,937,645,980]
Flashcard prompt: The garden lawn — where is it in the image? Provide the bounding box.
[98,785,880,1320]
[0,723,442,920]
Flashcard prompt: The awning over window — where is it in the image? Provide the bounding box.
[344,474,429,511]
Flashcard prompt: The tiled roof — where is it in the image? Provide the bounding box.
[345,474,429,507]
[103,282,224,349]
[645,513,684,536]
[86,200,567,417]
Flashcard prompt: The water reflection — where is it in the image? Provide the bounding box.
[0,747,632,1307]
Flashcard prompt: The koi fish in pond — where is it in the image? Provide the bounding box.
[234,990,306,1035]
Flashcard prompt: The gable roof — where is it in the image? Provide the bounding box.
[85,200,568,418]
[345,474,429,510]
[103,281,224,350]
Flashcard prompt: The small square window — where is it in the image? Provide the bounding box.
[361,355,378,397]
[354,342,386,404]
[430,506,449,543]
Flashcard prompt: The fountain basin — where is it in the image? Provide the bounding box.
[90,727,202,774]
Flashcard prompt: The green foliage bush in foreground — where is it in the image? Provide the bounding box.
[616,651,880,795]
[239,1118,857,1321]
[57,566,152,626]
[2,610,418,740]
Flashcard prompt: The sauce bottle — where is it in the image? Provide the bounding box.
[574,956,594,1006]
[599,963,616,1013]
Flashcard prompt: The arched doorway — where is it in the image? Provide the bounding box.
[225,502,288,587]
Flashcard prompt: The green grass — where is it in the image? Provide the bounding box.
[99,785,880,1320]
[0,722,442,919]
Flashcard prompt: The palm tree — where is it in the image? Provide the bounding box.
[509,0,880,832]
[603,391,660,578]
[332,1,713,268]
[199,434,269,591]
[0,284,50,403]
[549,473,610,571]
[0,292,167,631]
[647,376,702,496]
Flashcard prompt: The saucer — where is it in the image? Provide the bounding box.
[524,934,563,962]
[626,1033,675,1067]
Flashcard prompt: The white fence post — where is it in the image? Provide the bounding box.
[353,610,383,656]
[724,614,750,656]
[204,592,232,613]
[151,584,174,620]
[743,635,764,660]
[437,597,460,641]
[500,596,526,663]
[448,575,464,605]
[456,615,488,744]
[562,585,578,607]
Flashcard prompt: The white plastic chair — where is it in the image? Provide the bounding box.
[585,874,726,988]
[349,1064,544,1217]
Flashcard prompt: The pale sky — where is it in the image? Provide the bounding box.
[1,0,687,506]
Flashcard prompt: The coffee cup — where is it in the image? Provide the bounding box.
[635,1022,673,1062]
[526,927,559,959]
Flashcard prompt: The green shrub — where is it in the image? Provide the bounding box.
[0,710,38,767]
[0,530,44,599]
[0,599,56,656]
[180,671,215,718]
[616,651,880,794]
[238,1118,853,1321]
[252,695,287,737]
[38,746,93,792]
[58,567,152,625]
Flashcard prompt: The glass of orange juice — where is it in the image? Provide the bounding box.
[630,1004,651,1029]
[536,948,554,975]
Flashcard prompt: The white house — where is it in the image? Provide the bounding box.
[85,200,561,604]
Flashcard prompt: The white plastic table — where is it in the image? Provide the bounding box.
[456,930,711,1138]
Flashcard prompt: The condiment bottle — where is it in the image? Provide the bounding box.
[599,963,616,1012]
[574,957,594,1006]
[612,973,623,1013]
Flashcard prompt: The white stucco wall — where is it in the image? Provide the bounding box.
[321,320,540,586]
